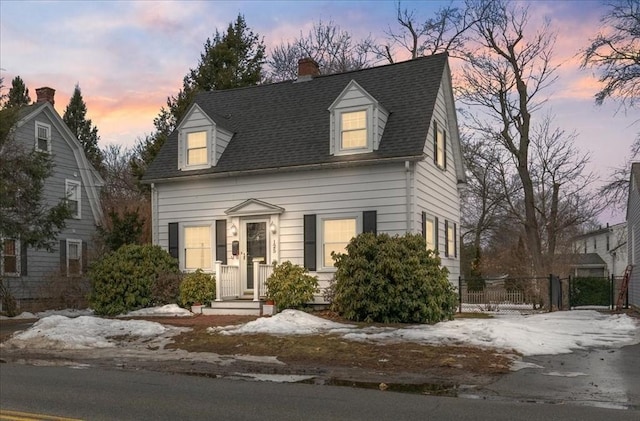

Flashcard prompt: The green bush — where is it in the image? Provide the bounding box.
[179,269,216,307]
[88,244,180,316]
[570,277,610,307]
[265,261,319,310]
[332,233,457,324]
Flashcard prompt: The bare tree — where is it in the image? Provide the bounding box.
[458,0,560,275]
[376,1,488,63]
[581,0,640,211]
[528,115,604,271]
[267,20,376,81]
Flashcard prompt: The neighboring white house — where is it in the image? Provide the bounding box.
[626,163,640,310]
[143,54,465,313]
[0,88,103,308]
[571,222,628,278]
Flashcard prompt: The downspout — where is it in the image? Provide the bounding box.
[405,161,411,233]
[151,183,158,246]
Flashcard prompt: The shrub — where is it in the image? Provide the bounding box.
[179,269,216,307]
[39,271,91,310]
[152,272,183,306]
[88,244,180,316]
[570,277,610,307]
[265,261,319,310]
[332,233,457,324]
[0,278,18,317]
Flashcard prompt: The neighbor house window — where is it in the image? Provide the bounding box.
[340,110,367,149]
[67,239,82,276]
[606,235,610,251]
[583,241,587,254]
[186,131,208,166]
[35,121,51,153]
[433,121,446,169]
[1,239,19,275]
[593,238,597,251]
[65,180,81,219]
[322,218,357,267]
[184,226,212,270]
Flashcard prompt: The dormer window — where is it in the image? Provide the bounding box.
[329,80,388,157]
[187,131,208,166]
[341,110,367,149]
[35,121,51,153]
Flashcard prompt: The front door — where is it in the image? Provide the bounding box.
[241,219,268,292]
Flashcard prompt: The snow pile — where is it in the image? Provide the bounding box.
[0,308,93,320]
[209,309,355,335]
[120,304,192,318]
[5,315,181,350]
[212,310,639,356]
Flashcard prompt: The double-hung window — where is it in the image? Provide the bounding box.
[433,121,446,169]
[186,131,208,166]
[444,220,457,258]
[340,110,367,150]
[35,121,51,153]
[65,180,81,219]
[67,239,82,276]
[184,225,212,271]
[425,218,436,251]
[322,217,357,268]
[1,239,19,275]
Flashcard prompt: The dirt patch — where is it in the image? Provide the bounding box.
[134,312,513,388]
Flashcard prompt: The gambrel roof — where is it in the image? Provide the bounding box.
[144,53,463,182]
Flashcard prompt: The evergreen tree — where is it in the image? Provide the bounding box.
[63,84,104,172]
[3,76,31,109]
[132,14,265,182]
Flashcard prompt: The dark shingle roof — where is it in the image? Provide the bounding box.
[143,53,448,181]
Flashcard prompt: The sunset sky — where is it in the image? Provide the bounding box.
[1,0,636,223]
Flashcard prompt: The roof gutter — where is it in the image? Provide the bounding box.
[142,154,425,184]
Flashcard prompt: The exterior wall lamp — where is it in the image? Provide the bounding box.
[230,223,238,236]
[270,222,277,234]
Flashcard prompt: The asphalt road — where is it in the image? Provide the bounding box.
[473,343,640,410]
[1,363,639,421]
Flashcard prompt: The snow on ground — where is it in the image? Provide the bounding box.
[212,309,640,356]
[0,308,94,320]
[2,307,638,358]
[118,304,193,318]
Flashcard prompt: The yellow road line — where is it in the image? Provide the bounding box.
[0,410,82,421]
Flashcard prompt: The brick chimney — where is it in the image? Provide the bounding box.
[297,58,320,80]
[36,87,55,106]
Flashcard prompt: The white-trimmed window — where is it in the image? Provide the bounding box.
[425,218,436,251]
[184,225,212,270]
[445,220,457,258]
[35,121,51,153]
[320,216,358,269]
[433,121,446,170]
[66,239,82,276]
[65,180,81,219]
[341,110,367,149]
[186,131,208,166]
[1,239,20,276]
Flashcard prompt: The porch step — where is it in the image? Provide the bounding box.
[202,299,263,316]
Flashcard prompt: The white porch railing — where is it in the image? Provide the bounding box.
[214,262,240,301]
[214,260,274,302]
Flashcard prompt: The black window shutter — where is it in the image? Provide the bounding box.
[363,211,377,235]
[20,242,28,276]
[303,214,316,271]
[421,212,427,240]
[60,239,67,276]
[215,220,227,265]
[434,217,439,251]
[168,223,179,261]
[444,220,449,257]
[433,121,438,165]
[454,223,458,258]
[82,241,88,274]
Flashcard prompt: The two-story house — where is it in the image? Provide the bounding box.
[143,54,465,314]
[1,88,103,309]
[571,222,627,278]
